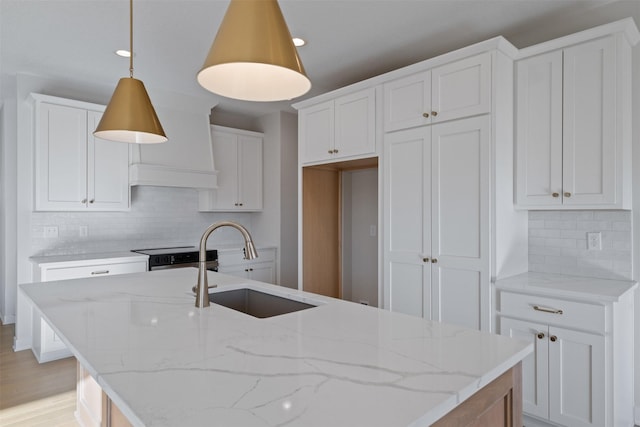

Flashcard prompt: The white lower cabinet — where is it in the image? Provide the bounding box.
[30,255,148,363]
[497,281,635,427]
[217,247,277,284]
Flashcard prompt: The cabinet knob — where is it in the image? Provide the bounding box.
[431,258,438,263]
[422,112,429,118]
[239,203,243,206]
[245,268,249,272]
[328,150,333,154]
[550,335,558,342]
[537,332,545,339]
[564,192,571,198]
[334,149,339,154]
[81,199,87,204]
[89,199,95,204]
[552,193,559,198]
[431,111,438,117]
[249,268,254,272]
[422,257,430,263]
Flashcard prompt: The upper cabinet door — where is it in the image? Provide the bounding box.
[210,129,240,210]
[383,71,431,132]
[237,134,263,211]
[35,102,88,210]
[299,100,334,164]
[515,50,564,207]
[334,88,376,158]
[87,111,130,211]
[431,52,492,124]
[562,36,616,207]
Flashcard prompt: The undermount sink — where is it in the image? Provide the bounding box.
[209,288,317,318]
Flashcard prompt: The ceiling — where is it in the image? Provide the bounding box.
[1,0,638,117]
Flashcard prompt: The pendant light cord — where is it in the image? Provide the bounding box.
[129,0,134,78]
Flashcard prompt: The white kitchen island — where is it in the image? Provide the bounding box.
[20,268,531,427]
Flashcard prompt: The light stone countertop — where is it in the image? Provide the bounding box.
[21,269,531,427]
[495,272,637,303]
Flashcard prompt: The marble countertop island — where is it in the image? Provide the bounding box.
[21,269,531,427]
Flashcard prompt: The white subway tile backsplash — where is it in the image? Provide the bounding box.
[528,210,632,280]
[31,186,253,256]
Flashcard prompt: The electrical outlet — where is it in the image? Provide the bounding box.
[79,225,88,237]
[44,226,58,238]
[587,232,602,251]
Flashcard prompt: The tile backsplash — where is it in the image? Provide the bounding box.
[31,186,252,256]
[528,210,632,280]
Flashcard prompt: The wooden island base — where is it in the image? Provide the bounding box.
[76,361,522,427]
[434,362,522,427]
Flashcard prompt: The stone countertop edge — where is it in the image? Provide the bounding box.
[21,269,531,427]
[495,271,638,303]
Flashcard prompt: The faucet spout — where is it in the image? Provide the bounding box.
[195,221,258,308]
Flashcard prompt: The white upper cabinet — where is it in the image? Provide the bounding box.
[516,20,639,209]
[199,125,263,212]
[299,87,376,165]
[384,52,491,132]
[33,94,129,212]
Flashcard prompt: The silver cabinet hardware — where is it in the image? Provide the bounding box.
[422,112,429,118]
[431,111,438,117]
[422,257,430,263]
[533,305,563,315]
[552,193,559,198]
[431,258,438,263]
[537,332,545,339]
[91,270,110,275]
[550,335,558,342]
[564,192,571,197]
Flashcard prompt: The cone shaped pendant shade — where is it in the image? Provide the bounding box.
[197,0,311,102]
[94,0,166,143]
[95,77,166,143]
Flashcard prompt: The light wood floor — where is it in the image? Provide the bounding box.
[0,321,78,426]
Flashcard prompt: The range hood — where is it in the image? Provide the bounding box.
[129,106,218,189]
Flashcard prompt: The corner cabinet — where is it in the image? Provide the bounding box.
[32,94,130,212]
[217,247,276,284]
[383,52,491,132]
[298,87,377,165]
[199,125,263,212]
[496,273,636,427]
[515,21,639,209]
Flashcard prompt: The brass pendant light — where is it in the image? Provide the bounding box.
[94,0,167,144]
[197,0,311,102]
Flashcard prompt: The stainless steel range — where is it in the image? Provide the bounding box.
[131,246,218,271]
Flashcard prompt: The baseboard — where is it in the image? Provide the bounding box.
[1,313,16,325]
[13,335,31,351]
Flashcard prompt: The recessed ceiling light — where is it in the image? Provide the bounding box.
[115,49,131,58]
[292,37,306,47]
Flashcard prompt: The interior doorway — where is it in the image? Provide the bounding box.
[302,157,378,306]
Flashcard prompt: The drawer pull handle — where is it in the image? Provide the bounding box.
[537,332,545,339]
[91,270,110,275]
[533,305,563,315]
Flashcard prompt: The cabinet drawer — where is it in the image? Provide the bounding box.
[499,291,605,333]
[42,261,148,281]
[218,248,276,266]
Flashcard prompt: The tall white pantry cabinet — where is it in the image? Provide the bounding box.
[383,43,527,332]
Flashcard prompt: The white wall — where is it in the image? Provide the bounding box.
[342,168,378,307]
[278,112,299,288]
